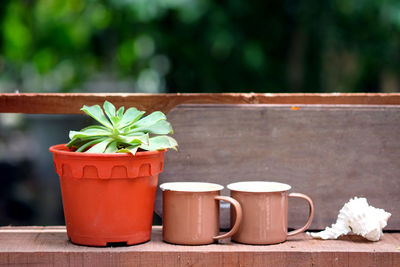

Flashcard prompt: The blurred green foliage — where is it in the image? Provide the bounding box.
[0,0,399,93]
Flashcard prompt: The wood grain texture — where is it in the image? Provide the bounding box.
[155,104,400,230]
[1,93,400,114]
[0,226,398,267]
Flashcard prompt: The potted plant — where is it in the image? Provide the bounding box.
[49,101,177,246]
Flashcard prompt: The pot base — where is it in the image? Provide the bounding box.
[69,232,151,247]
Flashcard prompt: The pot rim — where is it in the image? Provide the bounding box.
[227,181,292,193]
[49,143,166,158]
[160,182,224,192]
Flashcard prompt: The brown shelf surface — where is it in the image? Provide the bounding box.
[0,226,399,266]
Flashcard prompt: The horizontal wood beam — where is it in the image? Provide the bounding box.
[0,226,399,266]
[1,93,399,114]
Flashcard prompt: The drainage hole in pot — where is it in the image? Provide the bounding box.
[106,241,128,247]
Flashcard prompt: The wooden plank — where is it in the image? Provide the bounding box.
[0,93,400,114]
[155,104,400,230]
[0,226,398,267]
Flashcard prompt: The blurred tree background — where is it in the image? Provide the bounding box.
[0,0,399,94]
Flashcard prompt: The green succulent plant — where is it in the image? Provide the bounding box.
[66,101,178,154]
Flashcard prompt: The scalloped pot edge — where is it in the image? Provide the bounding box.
[49,144,166,179]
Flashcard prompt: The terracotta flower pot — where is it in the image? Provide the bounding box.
[49,144,165,246]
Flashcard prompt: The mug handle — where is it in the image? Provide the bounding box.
[287,193,314,236]
[213,196,242,240]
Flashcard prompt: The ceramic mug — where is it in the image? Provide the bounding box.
[160,182,242,245]
[227,181,314,245]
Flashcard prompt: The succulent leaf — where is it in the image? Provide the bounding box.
[131,119,173,135]
[140,136,178,151]
[75,138,107,152]
[104,141,118,153]
[69,129,110,140]
[81,125,110,132]
[86,138,113,153]
[118,107,145,128]
[117,106,125,118]
[134,111,166,128]
[117,145,139,155]
[103,101,119,125]
[81,104,113,129]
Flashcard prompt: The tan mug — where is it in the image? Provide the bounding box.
[227,181,314,245]
[160,182,242,245]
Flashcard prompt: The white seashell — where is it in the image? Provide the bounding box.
[308,197,391,241]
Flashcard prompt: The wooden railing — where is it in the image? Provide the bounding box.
[1,93,399,114]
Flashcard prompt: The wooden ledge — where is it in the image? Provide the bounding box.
[1,93,399,114]
[0,226,399,266]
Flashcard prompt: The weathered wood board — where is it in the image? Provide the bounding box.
[155,104,400,230]
[1,93,399,114]
[0,226,398,267]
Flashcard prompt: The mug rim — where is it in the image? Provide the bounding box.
[160,182,224,192]
[227,181,291,193]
